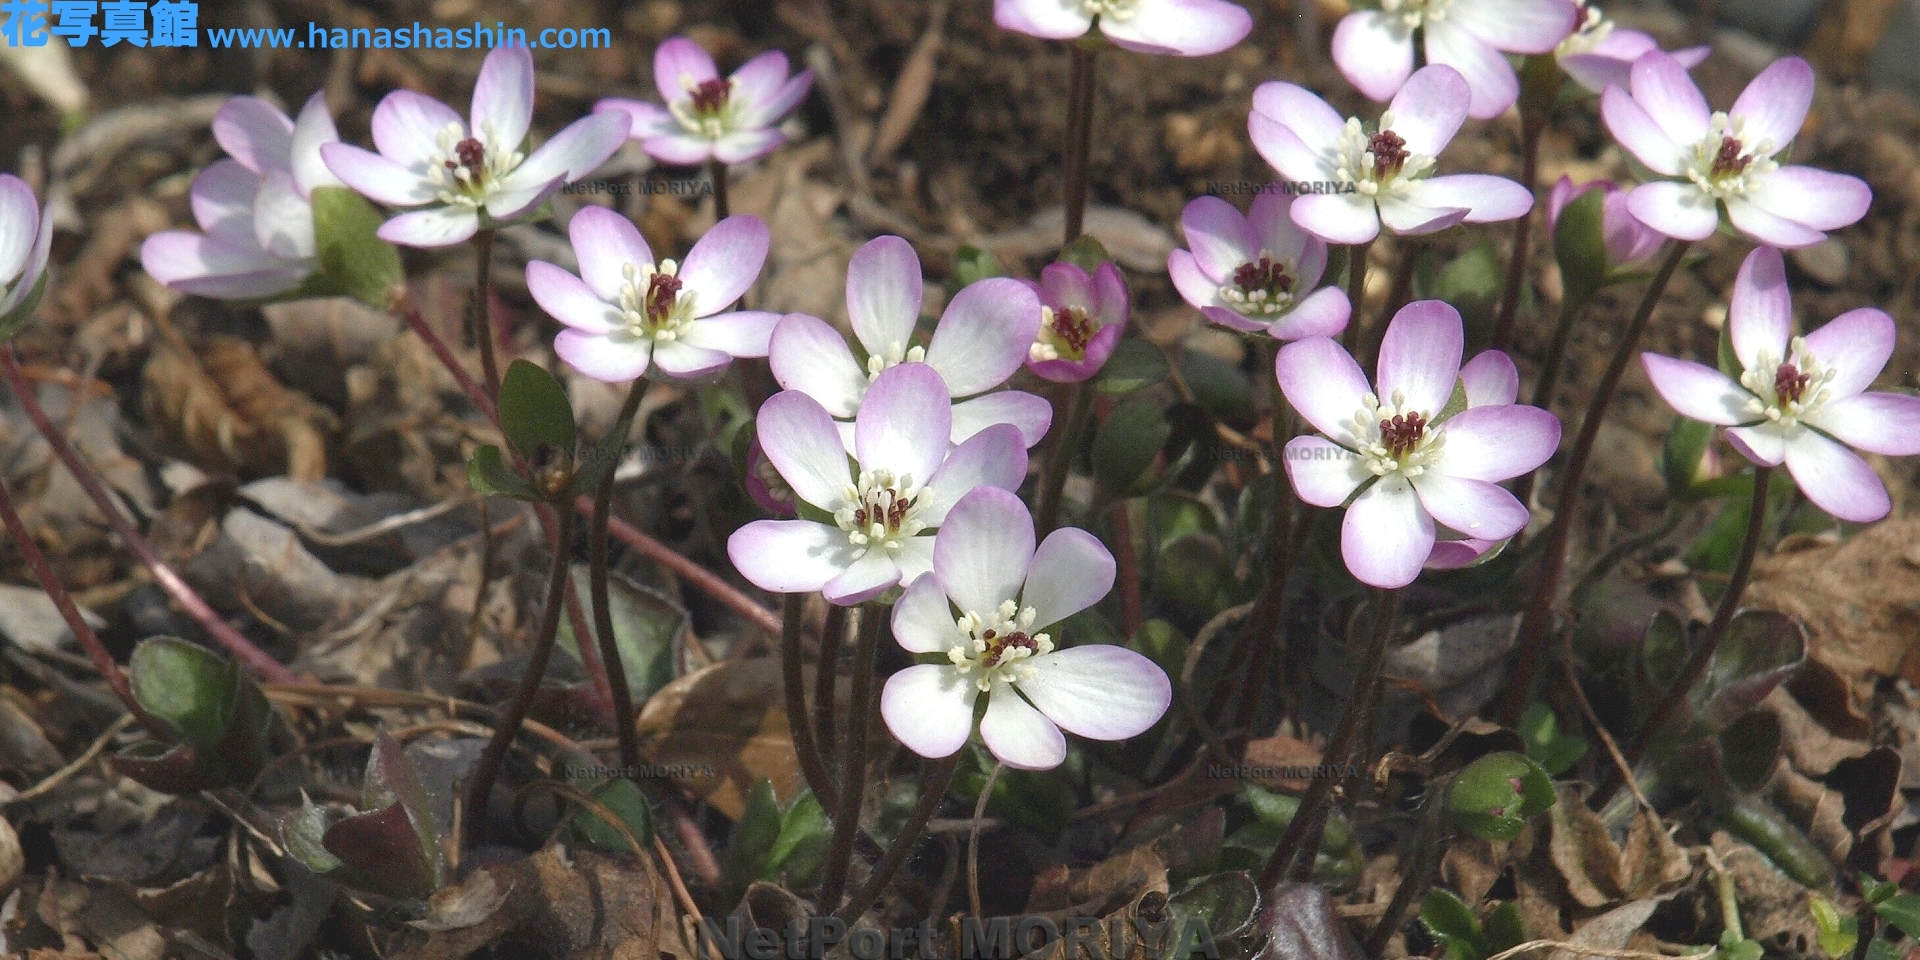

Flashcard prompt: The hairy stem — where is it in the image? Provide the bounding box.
[1257,588,1400,889]
[783,594,838,807]
[1341,240,1374,352]
[472,228,501,397]
[466,505,576,847]
[817,605,883,911]
[969,761,1004,919]
[1062,44,1097,245]
[1363,786,1452,955]
[590,379,650,773]
[814,604,848,769]
[832,753,961,925]
[1035,381,1093,536]
[1501,239,1690,727]
[2,346,296,683]
[1228,352,1301,743]
[1489,110,1547,351]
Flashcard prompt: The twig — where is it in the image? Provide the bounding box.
[290,494,474,547]
[18,713,137,802]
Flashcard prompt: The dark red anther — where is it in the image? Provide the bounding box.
[1232,256,1295,299]
[644,272,683,324]
[1711,137,1750,178]
[1379,411,1428,459]
[453,137,488,183]
[980,631,1039,668]
[690,78,730,115]
[1047,306,1097,357]
[1774,363,1811,405]
[1368,129,1409,180]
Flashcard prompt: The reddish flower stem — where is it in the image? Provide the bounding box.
[2,346,298,684]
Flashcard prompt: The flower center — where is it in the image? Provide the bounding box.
[1219,253,1298,318]
[614,259,696,340]
[1349,389,1446,479]
[946,600,1056,692]
[1379,0,1449,31]
[1684,113,1777,201]
[672,77,739,139]
[833,469,925,551]
[1079,0,1142,20]
[426,121,524,208]
[1030,305,1097,363]
[1333,115,1435,199]
[864,342,929,381]
[1556,3,1614,58]
[1739,338,1836,428]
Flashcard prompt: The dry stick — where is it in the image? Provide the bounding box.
[1,346,297,684]
[1596,466,1773,809]
[1257,588,1401,890]
[1341,240,1374,353]
[817,605,883,912]
[1489,105,1548,352]
[1499,239,1690,728]
[782,593,838,807]
[1062,43,1096,246]
[831,752,961,925]
[815,604,848,768]
[0,474,160,732]
[967,761,1004,920]
[465,505,576,846]
[590,379,649,775]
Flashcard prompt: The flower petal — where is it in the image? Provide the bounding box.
[1729,246,1792,373]
[951,392,1052,447]
[1422,23,1518,121]
[650,340,733,380]
[654,37,720,103]
[1412,174,1533,224]
[252,171,315,260]
[138,232,305,299]
[1252,82,1348,153]
[530,262,621,333]
[1284,436,1369,508]
[681,310,782,359]
[1730,56,1813,153]
[484,174,567,222]
[290,92,345,196]
[1807,392,1920,457]
[758,389,855,510]
[857,362,952,485]
[1782,429,1890,523]
[1726,423,1787,466]
[1449,0,1577,53]
[1250,115,1335,187]
[641,133,717,166]
[595,98,676,140]
[1436,404,1563,481]
[741,68,814,130]
[0,177,42,285]
[934,487,1036,618]
[377,206,480,248]
[1386,65,1470,156]
[1803,307,1895,399]
[569,206,654,301]
[213,96,294,175]
[769,313,867,417]
[1626,181,1719,241]
[1342,477,1434,589]
[371,90,463,170]
[1022,527,1116,629]
[1376,299,1463,416]
[919,424,1029,527]
[554,329,652,383]
[319,144,437,206]
[1332,11,1416,103]
[1743,166,1872,234]
[1377,196,1471,236]
[472,46,534,156]
[504,111,629,191]
[993,0,1093,41]
[1630,50,1710,147]
[1411,472,1529,541]
[1723,197,1828,249]
[729,50,792,114]
[927,278,1042,397]
[1460,350,1519,407]
[1098,0,1251,55]
[1179,196,1257,281]
[847,235,924,358]
[1019,646,1170,741]
[681,215,770,316]
[1292,192,1382,245]
[893,575,959,654]
[823,549,903,606]
[1248,190,1312,266]
[1426,538,1501,569]
[1276,336,1373,443]
[1639,353,1751,426]
[713,128,787,165]
[727,519,857,594]
[1599,85,1683,177]
[981,680,1067,770]
[882,665,979,759]
[1268,286,1352,341]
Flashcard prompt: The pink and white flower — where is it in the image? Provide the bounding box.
[1277,301,1562,588]
[1332,0,1580,120]
[320,46,629,248]
[881,487,1171,770]
[993,0,1253,58]
[1023,261,1127,383]
[0,175,54,325]
[141,93,343,300]
[1424,349,1524,570]
[1250,66,1535,246]
[769,236,1051,447]
[1556,0,1708,94]
[595,38,813,168]
[727,364,1030,605]
[1640,247,1920,523]
[1601,52,1871,248]
[1168,191,1350,340]
[1545,176,1665,268]
[528,208,779,383]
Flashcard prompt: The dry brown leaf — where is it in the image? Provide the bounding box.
[1441,836,1507,907]
[1745,519,1920,683]
[0,814,22,896]
[1620,810,1691,899]
[867,1,946,166]
[633,660,804,820]
[143,335,335,481]
[1243,734,1322,795]
[391,845,676,960]
[1548,783,1625,908]
[1709,832,1823,960]
[1767,686,1871,777]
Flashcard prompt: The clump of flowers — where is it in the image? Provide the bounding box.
[1330,0,1580,120]
[596,37,814,167]
[1556,0,1708,93]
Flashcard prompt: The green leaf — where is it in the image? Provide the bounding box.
[1717,318,1742,380]
[1719,933,1764,960]
[282,797,347,874]
[1639,609,1689,695]
[1436,377,1472,425]
[1717,710,1782,794]
[1660,417,1717,501]
[499,358,577,462]
[567,776,655,854]
[719,779,785,907]
[1553,186,1611,307]
[1159,872,1260,960]
[1518,703,1589,776]
[1809,895,1857,959]
[769,789,831,887]
[1058,235,1112,274]
[0,271,49,344]
[1449,752,1556,842]
[1484,902,1526,955]
[556,566,684,703]
[466,444,537,500]
[1866,938,1903,960]
[1093,337,1170,395]
[1875,895,1920,941]
[1700,610,1806,733]
[310,186,405,310]
[1864,878,1899,906]
[364,733,443,888]
[1420,889,1482,951]
[129,636,241,748]
[1092,393,1170,496]
[1180,350,1253,423]
[953,245,1005,287]
[1433,240,1504,330]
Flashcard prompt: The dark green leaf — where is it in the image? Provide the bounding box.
[1717,710,1782,794]
[1700,611,1806,733]
[1518,703,1588,776]
[1875,895,1920,941]
[1180,350,1253,423]
[1449,752,1555,842]
[1419,889,1481,947]
[1160,872,1259,960]
[1092,393,1170,496]
[1484,902,1525,955]
[768,789,830,887]
[310,186,405,310]
[499,359,577,461]
[719,779,785,907]
[467,444,537,500]
[1094,337,1170,395]
[556,566,685,704]
[129,636,240,748]
[1553,187,1610,307]
[567,776,655,854]
[282,797,347,874]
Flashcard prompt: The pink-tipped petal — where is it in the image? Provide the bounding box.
[1332,11,1417,103]
[377,206,480,248]
[1438,404,1564,481]
[472,46,534,155]
[1450,0,1578,52]
[857,363,952,487]
[1602,190,1666,265]
[1426,538,1501,569]
[1386,65,1470,156]
[740,69,813,129]
[654,37,720,103]
[729,51,792,112]
[1247,190,1311,265]
[650,340,733,380]
[1342,479,1434,589]
[505,111,630,191]
[213,97,294,176]
[1250,114,1336,186]
[1730,57,1813,153]
[1782,430,1890,523]
[927,278,1041,397]
[527,261,621,334]
[823,550,904,606]
[727,519,857,594]
[1266,286,1352,341]
[1803,307,1895,399]
[1292,193,1382,245]
[569,206,655,301]
[993,0,1094,40]
[595,98,674,139]
[980,682,1067,770]
[847,236,924,357]
[1019,646,1170,741]
[1724,198,1828,249]
[1726,424,1786,467]
[681,215,770,316]
[1201,306,1268,334]
[1252,81,1348,151]
[951,392,1053,448]
[1743,166,1872,233]
[1411,473,1529,541]
[554,330,652,383]
[1600,86,1683,177]
[1376,300,1464,416]
[758,390,856,510]
[290,92,344,196]
[768,312,866,417]
[370,90,463,169]
[1559,53,1633,95]
[1097,0,1253,57]
[641,133,718,167]
[252,171,314,260]
[682,310,782,359]
[1179,196,1258,281]
[882,666,979,759]
[0,178,42,285]
[188,160,262,241]
[920,424,1029,527]
[1284,436,1370,508]
[1807,393,1920,457]
[894,575,959,654]
[1729,247,1792,372]
[483,173,566,223]
[139,232,306,299]
[1422,23,1518,120]
[1460,350,1519,407]
[1639,354,1751,426]
[1629,50,1711,146]
[319,143,437,206]
[1277,336,1374,442]
[934,487,1036,618]
[1022,527,1116,629]
[1626,181,1719,241]
[1378,197,1471,236]
[1413,175,1534,224]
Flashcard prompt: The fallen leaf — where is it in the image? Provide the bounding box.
[143,335,336,481]
[1746,519,1920,682]
[409,871,512,932]
[1548,783,1624,908]
[390,845,677,960]
[633,660,803,820]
